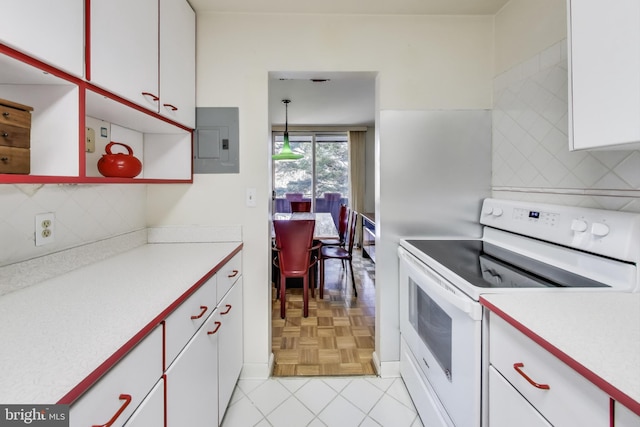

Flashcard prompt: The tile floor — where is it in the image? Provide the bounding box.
[221,248,425,426]
[220,376,424,427]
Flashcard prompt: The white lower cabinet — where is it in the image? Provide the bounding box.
[70,326,163,427]
[123,377,165,427]
[218,277,244,424]
[489,315,610,427]
[166,310,220,425]
[165,257,243,426]
[489,366,551,427]
[69,251,243,427]
[616,401,640,427]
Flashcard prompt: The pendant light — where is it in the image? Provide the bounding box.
[272,99,303,160]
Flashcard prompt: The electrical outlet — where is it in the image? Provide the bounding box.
[35,213,55,246]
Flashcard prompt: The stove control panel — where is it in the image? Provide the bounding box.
[480,198,640,263]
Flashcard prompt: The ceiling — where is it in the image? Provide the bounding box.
[188,0,510,127]
[188,0,510,16]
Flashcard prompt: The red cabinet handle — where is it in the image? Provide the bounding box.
[190,306,208,320]
[141,92,159,101]
[513,363,550,390]
[92,393,132,427]
[228,270,239,278]
[163,103,178,111]
[221,304,232,315]
[207,321,222,335]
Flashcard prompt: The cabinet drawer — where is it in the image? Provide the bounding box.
[489,315,609,427]
[489,366,552,427]
[164,275,217,368]
[70,326,162,427]
[0,123,30,148]
[0,100,32,129]
[0,146,30,174]
[217,252,241,304]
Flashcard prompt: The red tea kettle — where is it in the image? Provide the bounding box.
[97,142,142,178]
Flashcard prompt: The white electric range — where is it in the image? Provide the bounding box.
[398,198,640,427]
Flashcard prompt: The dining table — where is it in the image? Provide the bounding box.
[272,212,339,240]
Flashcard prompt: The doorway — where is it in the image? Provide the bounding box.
[268,71,377,376]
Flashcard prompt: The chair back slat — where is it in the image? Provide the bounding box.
[290,201,312,212]
[273,219,316,273]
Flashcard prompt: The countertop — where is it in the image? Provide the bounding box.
[0,241,242,404]
[481,292,640,415]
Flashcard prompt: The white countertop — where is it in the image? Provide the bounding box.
[0,241,241,404]
[481,292,640,413]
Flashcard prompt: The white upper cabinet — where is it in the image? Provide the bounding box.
[89,0,196,128]
[568,0,640,150]
[160,0,196,128]
[90,0,160,111]
[0,0,84,77]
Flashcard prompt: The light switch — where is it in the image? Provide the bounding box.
[246,188,257,207]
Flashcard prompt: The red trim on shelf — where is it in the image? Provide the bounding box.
[0,174,193,184]
[79,90,86,177]
[85,82,192,132]
[0,43,80,85]
[480,296,640,417]
[57,243,243,405]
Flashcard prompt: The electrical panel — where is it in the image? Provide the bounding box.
[194,107,239,173]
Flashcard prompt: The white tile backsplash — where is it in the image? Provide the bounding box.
[0,184,146,267]
[492,40,640,211]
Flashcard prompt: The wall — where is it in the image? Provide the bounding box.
[493,0,640,212]
[146,12,494,377]
[0,184,146,268]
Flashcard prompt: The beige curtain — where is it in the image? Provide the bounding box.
[348,130,366,246]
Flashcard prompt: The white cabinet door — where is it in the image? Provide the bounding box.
[166,310,220,426]
[70,327,163,427]
[490,315,610,427]
[164,274,217,367]
[0,0,84,77]
[616,401,640,427]
[489,366,552,427]
[568,0,640,150]
[159,0,196,128]
[90,0,159,111]
[123,377,165,427]
[218,278,243,424]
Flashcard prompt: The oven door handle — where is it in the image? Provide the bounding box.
[399,247,482,321]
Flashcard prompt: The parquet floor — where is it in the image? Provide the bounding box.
[271,248,376,376]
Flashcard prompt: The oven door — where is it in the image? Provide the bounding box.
[399,246,483,427]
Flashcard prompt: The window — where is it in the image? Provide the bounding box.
[272,132,349,215]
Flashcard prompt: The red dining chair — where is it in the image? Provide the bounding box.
[290,201,312,212]
[319,204,349,248]
[273,219,319,318]
[319,210,358,299]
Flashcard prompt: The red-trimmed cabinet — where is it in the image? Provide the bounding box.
[615,401,640,427]
[89,0,195,128]
[165,272,244,426]
[0,0,84,77]
[67,251,243,427]
[69,327,164,427]
[0,0,194,184]
[488,314,638,427]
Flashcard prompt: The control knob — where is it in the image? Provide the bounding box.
[570,219,588,233]
[591,222,610,237]
[492,208,503,217]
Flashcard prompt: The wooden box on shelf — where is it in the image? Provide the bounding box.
[0,97,33,174]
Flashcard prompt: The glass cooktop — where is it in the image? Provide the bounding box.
[405,239,609,289]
